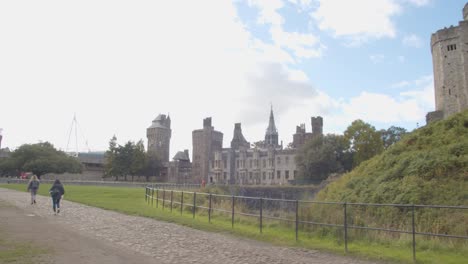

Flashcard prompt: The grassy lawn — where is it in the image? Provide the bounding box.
[1,183,466,264]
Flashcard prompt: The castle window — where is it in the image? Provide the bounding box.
[285,156,289,165]
[263,172,266,180]
[224,172,227,179]
[447,44,457,51]
[249,172,253,179]
[277,170,281,179]
[294,170,297,178]
[277,157,281,165]
[263,159,266,168]
[285,171,290,179]
[249,160,252,168]
[223,159,227,168]
[449,89,451,95]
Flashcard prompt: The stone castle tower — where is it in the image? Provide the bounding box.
[192,117,223,183]
[427,3,468,122]
[147,114,171,163]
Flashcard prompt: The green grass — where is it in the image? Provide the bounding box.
[1,183,467,263]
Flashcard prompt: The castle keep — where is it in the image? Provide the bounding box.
[427,3,468,122]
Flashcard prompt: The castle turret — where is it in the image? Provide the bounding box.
[147,114,172,163]
[192,117,223,183]
[231,123,250,150]
[427,3,468,122]
[311,116,323,136]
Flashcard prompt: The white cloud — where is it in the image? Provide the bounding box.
[312,0,401,44]
[248,0,285,26]
[402,34,423,48]
[0,0,324,156]
[370,54,385,64]
[247,0,324,59]
[270,26,324,59]
[405,0,431,7]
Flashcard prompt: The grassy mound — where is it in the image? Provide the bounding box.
[317,110,468,205]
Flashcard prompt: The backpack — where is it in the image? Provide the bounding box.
[50,187,61,197]
[30,180,39,189]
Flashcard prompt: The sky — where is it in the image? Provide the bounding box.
[0,0,466,157]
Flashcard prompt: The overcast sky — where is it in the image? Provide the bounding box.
[0,0,465,157]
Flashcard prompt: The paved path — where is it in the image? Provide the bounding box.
[0,188,379,264]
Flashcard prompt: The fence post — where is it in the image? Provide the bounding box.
[412,204,416,263]
[295,200,299,241]
[156,189,159,208]
[209,194,212,223]
[193,192,197,219]
[260,198,263,234]
[162,190,166,210]
[145,187,147,202]
[344,202,348,253]
[170,190,173,213]
[151,188,154,207]
[231,195,235,228]
[181,191,184,215]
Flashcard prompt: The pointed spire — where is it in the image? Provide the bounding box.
[265,105,279,147]
[266,105,278,135]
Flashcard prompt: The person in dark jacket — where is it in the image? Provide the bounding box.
[26,175,40,205]
[49,179,65,215]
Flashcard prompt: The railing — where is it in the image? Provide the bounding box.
[145,186,468,262]
[0,178,203,189]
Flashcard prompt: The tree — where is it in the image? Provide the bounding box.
[0,142,82,178]
[295,134,350,183]
[104,136,159,181]
[344,120,384,168]
[380,126,407,149]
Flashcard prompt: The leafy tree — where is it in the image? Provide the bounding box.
[0,142,82,178]
[104,135,118,180]
[295,134,350,183]
[344,120,384,168]
[104,136,161,181]
[380,126,407,149]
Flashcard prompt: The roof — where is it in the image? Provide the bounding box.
[173,151,190,161]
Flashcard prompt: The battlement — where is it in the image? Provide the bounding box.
[431,26,459,49]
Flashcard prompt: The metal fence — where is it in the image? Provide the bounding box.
[145,186,468,262]
[0,178,203,189]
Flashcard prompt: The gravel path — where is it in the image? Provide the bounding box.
[0,188,380,264]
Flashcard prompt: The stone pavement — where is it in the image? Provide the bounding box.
[0,188,380,264]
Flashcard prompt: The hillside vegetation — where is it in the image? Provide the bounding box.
[317,110,468,206]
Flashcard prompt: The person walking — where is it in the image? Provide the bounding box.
[49,179,65,215]
[26,175,40,205]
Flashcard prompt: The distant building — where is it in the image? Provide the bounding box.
[427,3,468,123]
[167,150,192,184]
[208,108,324,185]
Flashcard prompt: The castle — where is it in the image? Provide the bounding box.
[148,107,323,185]
[427,3,468,122]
